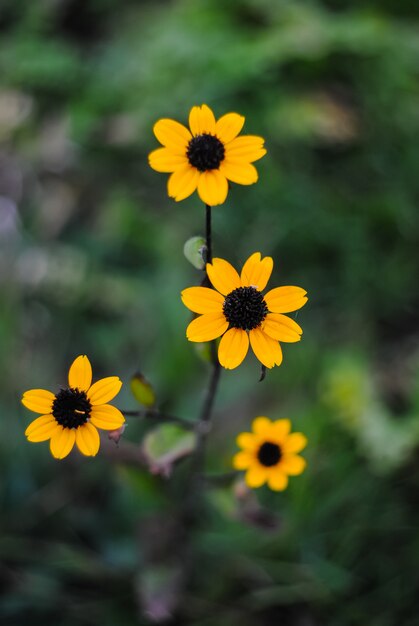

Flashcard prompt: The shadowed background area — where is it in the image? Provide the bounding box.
[1,0,419,624]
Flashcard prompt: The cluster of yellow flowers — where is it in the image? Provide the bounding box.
[22,104,308,492]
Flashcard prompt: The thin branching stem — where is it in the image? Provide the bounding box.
[183,203,222,519]
[197,203,221,440]
[205,203,213,264]
[122,409,193,429]
[165,204,224,595]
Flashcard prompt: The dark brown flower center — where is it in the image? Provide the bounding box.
[257,442,282,467]
[52,388,91,429]
[187,133,225,171]
[223,286,268,330]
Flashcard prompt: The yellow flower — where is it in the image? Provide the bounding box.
[233,417,307,491]
[149,104,266,206]
[22,355,125,459]
[181,252,307,369]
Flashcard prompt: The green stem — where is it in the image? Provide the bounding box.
[184,203,222,517]
[205,203,213,264]
[122,409,193,429]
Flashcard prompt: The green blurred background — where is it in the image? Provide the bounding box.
[1,0,419,624]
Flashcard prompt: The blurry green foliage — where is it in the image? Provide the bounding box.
[1,0,419,624]
[322,354,419,472]
[143,423,196,476]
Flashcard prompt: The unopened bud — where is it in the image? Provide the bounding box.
[108,423,126,444]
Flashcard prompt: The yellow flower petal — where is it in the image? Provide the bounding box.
[245,466,268,488]
[264,286,308,314]
[197,170,228,206]
[50,427,76,459]
[240,252,273,291]
[76,423,100,457]
[68,355,92,392]
[21,389,55,414]
[181,286,224,315]
[215,112,245,144]
[206,258,241,295]
[249,328,283,368]
[148,147,189,173]
[25,414,59,442]
[153,118,191,154]
[282,432,308,454]
[186,313,228,342]
[281,455,307,475]
[219,160,258,185]
[90,404,125,430]
[252,416,272,435]
[267,471,289,491]
[218,328,249,369]
[236,432,256,450]
[262,313,303,343]
[168,165,200,201]
[232,451,252,470]
[225,135,267,162]
[189,104,216,136]
[87,377,122,405]
[271,419,291,440]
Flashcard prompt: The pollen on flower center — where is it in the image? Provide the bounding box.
[187,133,225,172]
[257,442,282,467]
[52,388,92,429]
[223,286,268,330]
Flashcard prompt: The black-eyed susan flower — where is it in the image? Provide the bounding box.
[233,417,307,490]
[22,355,125,459]
[149,104,266,206]
[181,252,307,369]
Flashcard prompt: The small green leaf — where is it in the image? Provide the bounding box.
[130,372,156,407]
[143,424,196,476]
[183,236,206,269]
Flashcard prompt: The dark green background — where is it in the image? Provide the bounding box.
[1,0,419,624]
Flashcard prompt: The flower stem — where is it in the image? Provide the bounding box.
[184,203,222,515]
[205,203,213,264]
[122,409,193,429]
[198,203,221,435]
[166,203,224,595]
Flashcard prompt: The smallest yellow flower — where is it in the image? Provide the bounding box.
[22,355,125,459]
[233,417,307,491]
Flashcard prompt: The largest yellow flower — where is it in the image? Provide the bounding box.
[149,104,266,206]
[181,252,308,369]
[22,355,125,459]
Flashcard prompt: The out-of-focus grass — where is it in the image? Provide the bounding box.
[1,0,419,624]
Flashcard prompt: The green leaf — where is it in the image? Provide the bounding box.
[143,424,196,476]
[183,236,206,270]
[130,372,156,407]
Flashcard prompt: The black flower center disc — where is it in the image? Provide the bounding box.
[52,388,92,429]
[257,442,282,467]
[223,286,268,330]
[187,133,225,171]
